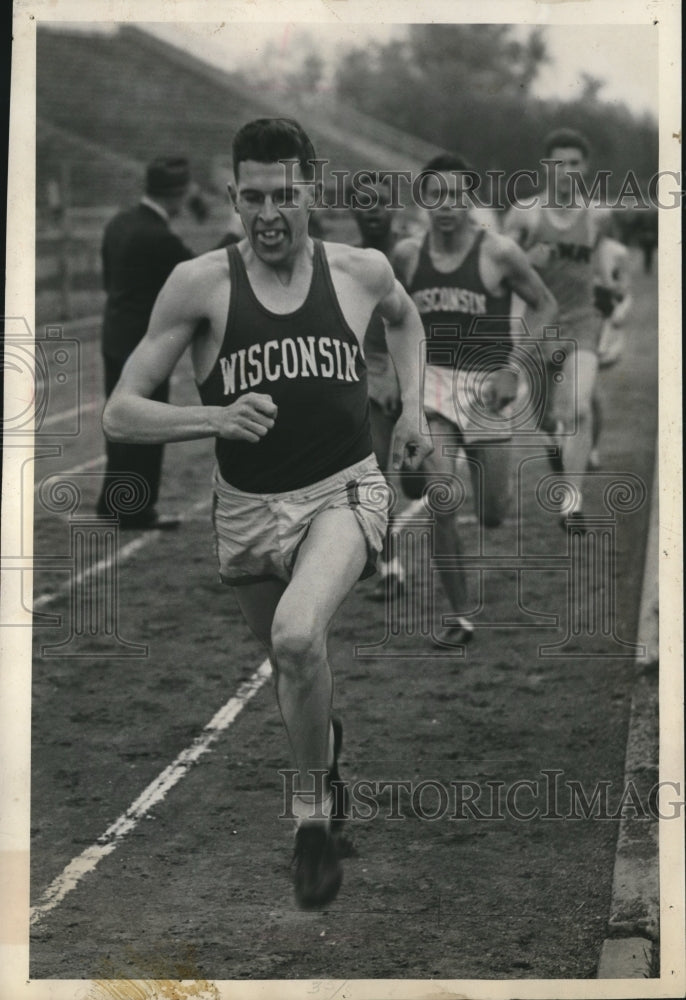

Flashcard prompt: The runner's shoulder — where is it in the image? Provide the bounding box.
[481,228,527,264]
[590,203,620,238]
[166,247,230,297]
[503,197,541,244]
[324,240,395,295]
[392,234,423,261]
[505,196,540,222]
[389,235,423,282]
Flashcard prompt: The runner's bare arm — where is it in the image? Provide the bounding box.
[103,261,277,445]
[492,233,558,332]
[595,234,629,290]
[501,203,555,267]
[502,204,529,246]
[390,237,422,288]
[370,253,433,469]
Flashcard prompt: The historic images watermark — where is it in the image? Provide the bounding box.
[278,769,683,823]
[2,316,148,656]
[276,161,682,211]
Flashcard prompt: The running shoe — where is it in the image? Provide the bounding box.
[292,824,343,909]
[431,620,475,649]
[587,448,601,471]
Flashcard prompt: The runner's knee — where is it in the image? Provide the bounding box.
[558,397,592,431]
[271,617,325,675]
[575,399,593,425]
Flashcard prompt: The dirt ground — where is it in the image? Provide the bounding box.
[28,252,657,984]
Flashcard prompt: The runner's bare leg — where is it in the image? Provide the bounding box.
[235,509,368,805]
[556,347,598,483]
[233,579,286,654]
[422,415,470,617]
[369,399,404,583]
[464,441,513,528]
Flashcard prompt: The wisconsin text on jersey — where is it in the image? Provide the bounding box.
[412,286,488,315]
[218,336,362,395]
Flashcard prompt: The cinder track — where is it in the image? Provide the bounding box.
[28,254,658,981]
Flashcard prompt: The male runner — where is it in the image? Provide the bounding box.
[348,174,405,598]
[504,128,617,524]
[394,153,556,646]
[103,119,432,908]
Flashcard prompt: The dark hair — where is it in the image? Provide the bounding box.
[145,156,190,197]
[232,118,317,180]
[543,128,590,159]
[417,153,473,194]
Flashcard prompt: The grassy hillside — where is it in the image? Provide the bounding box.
[37,25,444,215]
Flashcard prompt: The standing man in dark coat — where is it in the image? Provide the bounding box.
[96,157,193,528]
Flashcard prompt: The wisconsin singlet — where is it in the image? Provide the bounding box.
[197,240,372,493]
[409,229,512,371]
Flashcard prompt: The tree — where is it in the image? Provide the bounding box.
[407,24,549,96]
[336,25,549,111]
[243,31,327,100]
[297,52,325,94]
[579,73,605,103]
[332,23,657,195]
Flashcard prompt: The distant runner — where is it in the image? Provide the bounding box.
[395,153,556,647]
[504,127,620,525]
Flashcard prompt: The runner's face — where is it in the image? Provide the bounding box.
[233,159,314,264]
[548,146,588,196]
[352,182,393,241]
[424,172,470,235]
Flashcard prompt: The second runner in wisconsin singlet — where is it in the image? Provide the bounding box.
[198,240,372,493]
[409,229,512,372]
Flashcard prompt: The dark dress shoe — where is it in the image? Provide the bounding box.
[119,512,181,531]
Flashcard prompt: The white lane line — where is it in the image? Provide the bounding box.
[53,455,106,476]
[38,374,183,427]
[30,658,272,929]
[32,496,210,610]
